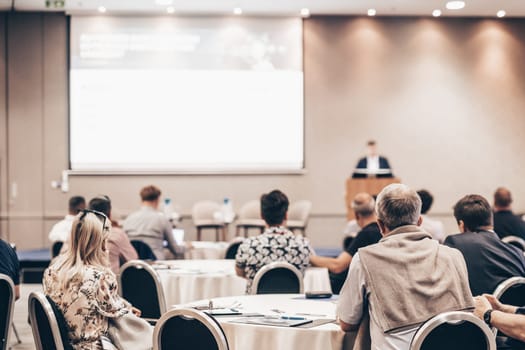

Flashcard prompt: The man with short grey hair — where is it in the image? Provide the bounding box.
[310,193,381,293]
[337,184,474,350]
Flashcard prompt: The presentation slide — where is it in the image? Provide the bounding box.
[69,17,304,172]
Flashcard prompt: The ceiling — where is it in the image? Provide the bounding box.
[5,0,525,18]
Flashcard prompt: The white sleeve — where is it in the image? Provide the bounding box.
[337,253,367,325]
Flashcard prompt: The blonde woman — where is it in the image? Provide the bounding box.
[43,209,144,350]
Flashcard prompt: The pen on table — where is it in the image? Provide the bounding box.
[296,313,327,317]
[280,315,307,320]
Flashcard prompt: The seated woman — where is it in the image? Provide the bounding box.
[43,209,145,350]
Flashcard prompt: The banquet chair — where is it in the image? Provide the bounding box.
[251,262,304,295]
[502,236,525,251]
[493,277,525,307]
[153,308,229,350]
[286,200,312,236]
[51,241,64,258]
[130,240,157,261]
[224,239,243,259]
[0,274,15,350]
[235,200,265,237]
[28,292,73,350]
[409,311,496,350]
[119,260,166,324]
[192,201,227,241]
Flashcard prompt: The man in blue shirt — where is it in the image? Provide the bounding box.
[0,239,20,299]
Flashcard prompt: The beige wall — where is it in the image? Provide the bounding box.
[1,14,525,249]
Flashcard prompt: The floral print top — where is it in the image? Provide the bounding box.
[235,226,311,293]
[43,264,130,350]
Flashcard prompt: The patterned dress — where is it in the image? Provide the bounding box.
[235,226,311,293]
[43,264,131,350]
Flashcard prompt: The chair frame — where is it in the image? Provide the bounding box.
[251,261,304,295]
[28,291,66,350]
[410,311,496,350]
[502,236,525,251]
[118,260,167,323]
[493,276,525,300]
[152,308,228,350]
[0,274,15,350]
[223,238,244,259]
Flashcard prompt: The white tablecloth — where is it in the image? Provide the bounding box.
[155,260,332,306]
[185,241,229,260]
[183,294,344,350]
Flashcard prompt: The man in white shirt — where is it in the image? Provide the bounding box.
[48,196,86,243]
[417,189,446,242]
[352,140,393,178]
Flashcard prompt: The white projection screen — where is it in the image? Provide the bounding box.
[69,16,304,173]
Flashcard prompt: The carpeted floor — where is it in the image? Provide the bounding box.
[9,284,42,350]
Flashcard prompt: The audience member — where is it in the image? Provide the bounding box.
[123,185,183,260]
[310,193,381,294]
[0,238,20,299]
[493,187,525,240]
[44,210,149,349]
[235,189,311,293]
[89,195,138,274]
[417,189,445,242]
[444,194,525,296]
[474,294,525,349]
[48,195,86,243]
[337,184,473,350]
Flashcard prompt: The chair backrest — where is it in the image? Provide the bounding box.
[251,262,304,295]
[493,276,525,307]
[130,240,158,261]
[0,274,14,350]
[502,236,525,251]
[51,241,64,258]
[119,260,166,321]
[192,201,223,223]
[287,200,312,223]
[224,239,243,259]
[28,292,69,350]
[238,200,262,220]
[153,308,228,350]
[410,311,496,350]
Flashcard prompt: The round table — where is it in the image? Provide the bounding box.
[182,294,344,350]
[185,241,229,259]
[154,260,332,306]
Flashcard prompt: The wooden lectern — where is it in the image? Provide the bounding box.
[346,177,401,220]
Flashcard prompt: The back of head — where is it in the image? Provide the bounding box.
[352,193,375,218]
[417,190,434,214]
[89,195,112,218]
[140,185,161,202]
[454,194,493,232]
[261,190,289,226]
[494,187,512,209]
[68,196,86,215]
[68,211,109,267]
[376,184,422,231]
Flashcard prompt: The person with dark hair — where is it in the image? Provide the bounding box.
[338,184,473,350]
[89,195,137,274]
[352,140,393,178]
[417,189,445,242]
[235,190,311,293]
[493,187,525,240]
[444,194,525,296]
[123,185,183,260]
[49,195,86,243]
[310,193,381,294]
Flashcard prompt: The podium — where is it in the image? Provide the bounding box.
[346,177,401,220]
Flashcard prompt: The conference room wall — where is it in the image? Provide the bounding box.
[2,13,525,249]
